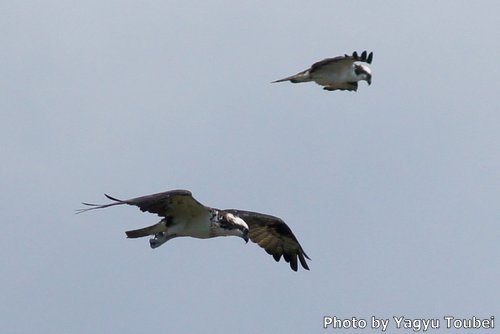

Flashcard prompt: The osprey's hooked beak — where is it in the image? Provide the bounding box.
[367,75,372,85]
[242,228,249,243]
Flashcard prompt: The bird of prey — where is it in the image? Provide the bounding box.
[78,189,310,271]
[272,51,373,91]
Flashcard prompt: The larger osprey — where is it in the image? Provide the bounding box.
[273,51,373,91]
[78,189,310,271]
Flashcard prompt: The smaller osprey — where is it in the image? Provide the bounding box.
[78,190,310,271]
[272,51,373,91]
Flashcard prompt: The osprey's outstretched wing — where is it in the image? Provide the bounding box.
[225,209,310,271]
[309,50,373,74]
[77,189,207,218]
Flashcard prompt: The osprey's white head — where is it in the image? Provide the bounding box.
[354,64,372,85]
[214,212,249,242]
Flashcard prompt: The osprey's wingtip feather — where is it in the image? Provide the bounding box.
[299,253,310,270]
[75,201,107,214]
[104,194,123,202]
[76,194,126,214]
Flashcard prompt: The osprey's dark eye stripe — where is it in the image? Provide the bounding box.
[219,217,231,228]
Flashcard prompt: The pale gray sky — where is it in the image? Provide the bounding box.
[1,1,499,333]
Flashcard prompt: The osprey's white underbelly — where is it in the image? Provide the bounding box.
[167,211,214,239]
[312,72,354,85]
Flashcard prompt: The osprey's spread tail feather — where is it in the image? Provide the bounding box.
[272,70,310,84]
[125,223,164,238]
[271,77,292,83]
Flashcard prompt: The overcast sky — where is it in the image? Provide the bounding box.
[1,1,499,333]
